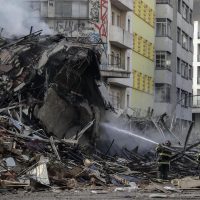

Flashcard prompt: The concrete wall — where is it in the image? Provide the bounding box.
[154,0,193,124]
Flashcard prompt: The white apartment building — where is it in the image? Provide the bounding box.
[24,0,133,113]
[154,0,193,131]
[192,0,200,136]
[192,21,200,134]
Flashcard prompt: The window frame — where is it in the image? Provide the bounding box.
[156,18,171,38]
[182,2,189,22]
[156,51,171,70]
[177,57,181,74]
[181,60,188,79]
[55,0,89,18]
[182,31,188,50]
[177,27,181,44]
[155,83,171,103]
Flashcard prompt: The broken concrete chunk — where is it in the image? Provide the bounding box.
[27,157,50,186]
[36,88,78,139]
[4,157,16,168]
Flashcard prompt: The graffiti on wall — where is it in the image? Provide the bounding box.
[89,0,100,23]
[91,0,108,43]
[55,0,108,57]
[56,20,94,37]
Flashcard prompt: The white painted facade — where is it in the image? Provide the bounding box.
[193,21,200,108]
[107,0,133,114]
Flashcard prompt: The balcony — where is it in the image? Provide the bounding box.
[155,70,172,85]
[156,37,172,53]
[100,66,131,78]
[110,0,133,11]
[109,26,133,49]
[156,3,173,21]
[100,54,131,78]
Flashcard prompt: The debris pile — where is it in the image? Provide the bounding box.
[0,31,119,191]
[0,127,137,191]
[1,32,200,195]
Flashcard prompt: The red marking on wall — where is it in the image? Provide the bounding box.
[94,0,108,41]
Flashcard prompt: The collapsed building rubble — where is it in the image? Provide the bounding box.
[0,31,113,141]
[1,32,200,196]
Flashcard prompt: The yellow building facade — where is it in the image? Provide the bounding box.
[131,0,155,116]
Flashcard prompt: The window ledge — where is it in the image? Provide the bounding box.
[156,67,171,71]
[181,75,189,80]
[156,35,172,40]
[156,3,173,8]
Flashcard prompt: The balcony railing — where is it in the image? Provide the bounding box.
[100,55,130,78]
[109,26,133,49]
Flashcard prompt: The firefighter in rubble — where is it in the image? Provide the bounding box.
[156,140,172,180]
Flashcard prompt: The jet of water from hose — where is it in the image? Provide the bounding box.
[102,123,159,145]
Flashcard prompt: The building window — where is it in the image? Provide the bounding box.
[177,27,181,44]
[112,12,115,25]
[110,90,121,109]
[181,61,188,79]
[156,18,171,37]
[181,90,188,107]
[155,83,171,103]
[197,89,200,105]
[55,1,88,18]
[189,37,193,52]
[177,57,181,74]
[109,50,124,69]
[117,15,120,27]
[28,1,48,17]
[127,94,130,107]
[116,53,120,68]
[182,31,188,50]
[55,2,72,17]
[182,2,189,22]
[156,0,171,5]
[127,56,130,71]
[111,51,114,65]
[198,44,200,61]
[177,88,181,104]
[189,9,193,24]
[197,66,200,84]
[189,65,192,80]
[178,0,181,13]
[189,93,192,107]
[128,19,130,32]
[156,51,171,70]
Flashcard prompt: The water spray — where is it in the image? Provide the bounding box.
[102,123,159,145]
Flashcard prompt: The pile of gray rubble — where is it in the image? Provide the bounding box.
[1,32,200,195]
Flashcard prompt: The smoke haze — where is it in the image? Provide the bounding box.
[0,0,52,37]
